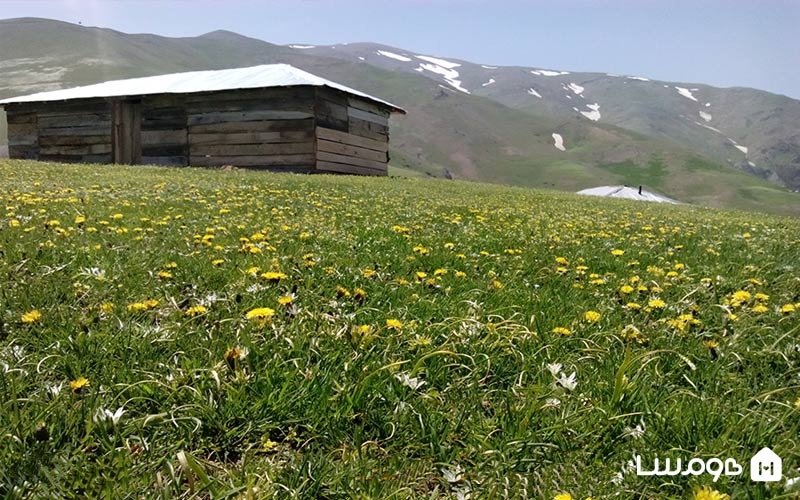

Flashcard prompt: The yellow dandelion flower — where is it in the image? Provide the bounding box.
[794,397,800,409]
[362,269,377,278]
[278,295,294,305]
[555,257,569,265]
[751,304,768,313]
[619,285,634,294]
[781,304,796,314]
[434,268,448,276]
[157,271,173,279]
[353,288,367,301]
[491,279,504,289]
[186,305,208,316]
[648,298,666,309]
[386,319,403,330]
[552,327,572,336]
[336,285,351,298]
[74,215,86,224]
[584,310,601,323]
[704,340,720,349]
[70,377,90,393]
[554,494,574,500]
[246,307,275,320]
[611,249,625,256]
[754,293,769,302]
[415,271,427,280]
[100,302,114,313]
[626,302,642,310]
[693,486,729,500]
[165,261,178,268]
[21,310,42,323]
[455,271,466,278]
[260,271,287,283]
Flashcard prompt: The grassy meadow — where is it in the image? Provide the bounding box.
[0,160,799,499]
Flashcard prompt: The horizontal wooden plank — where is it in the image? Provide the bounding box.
[317,151,386,171]
[186,98,314,115]
[141,129,187,145]
[38,114,110,129]
[349,118,388,141]
[39,135,109,146]
[40,144,112,155]
[8,135,37,146]
[6,112,36,124]
[39,126,112,137]
[316,87,349,106]
[348,97,391,117]
[190,154,315,167]
[316,127,388,152]
[317,139,387,163]
[8,145,39,159]
[347,107,389,126]
[141,156,188,166]
[17,101,109,116]
[184,87,314,104]
[38,154,110,164]
[191,142,314,156]
[188,130,313,146]
[187,110,314,126]
[142,144,187,157]
[188,118,314,134]
[316,160,386,176]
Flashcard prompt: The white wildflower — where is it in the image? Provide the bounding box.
[395,372,426,390]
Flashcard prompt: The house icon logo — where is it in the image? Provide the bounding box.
[750,447,782,482]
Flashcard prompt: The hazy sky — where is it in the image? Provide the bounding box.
[2,0,798,98]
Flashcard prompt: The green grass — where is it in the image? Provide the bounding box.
[1,160,799,499]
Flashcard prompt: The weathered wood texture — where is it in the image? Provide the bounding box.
[112,100,142,165]
[186,89,317,170]
[141,96,188,166]
[6,99,113,163]
[315,127,388,176]
[4,86,394,174]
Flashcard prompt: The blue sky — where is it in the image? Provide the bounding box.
[3,0,799,98]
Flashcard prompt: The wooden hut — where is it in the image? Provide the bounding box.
[0,64,405,176]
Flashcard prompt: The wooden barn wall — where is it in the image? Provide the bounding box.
[6,100,112,164]
[314,88,390,176]
[141,95,188,166]
[186,87,317,171]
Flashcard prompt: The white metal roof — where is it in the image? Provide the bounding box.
[576,185,678,203]
[0,64,405,113]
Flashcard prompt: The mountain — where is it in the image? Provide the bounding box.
[292,42,800,191]
[0,18,797,215]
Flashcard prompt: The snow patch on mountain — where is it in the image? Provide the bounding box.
[289,45,315,49]
[727,138,748,154]
[531,69,569,76]
[552,133,566,151]
[377,50,411,62]
[566,83,584,95]
[416,55,460,69]
[698,111,712,122]
[705,102,711,107]
[416,62,469,94]
[581,103,601,121]
[627,76,650,81]
[481,65,498,69]
[528,88,542,98]
[358,56,365,61]
[482,78,496,87]
[675,86,698,101]
[693,121,723,134]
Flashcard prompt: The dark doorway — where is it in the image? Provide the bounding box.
[112,100,142,164]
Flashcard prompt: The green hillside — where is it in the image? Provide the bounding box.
[1,159,798,498]
[0,18,798,215]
